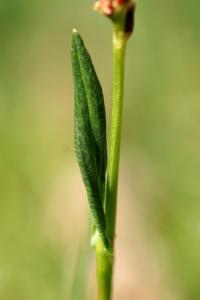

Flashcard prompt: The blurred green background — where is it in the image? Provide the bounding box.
[0,0,200,299]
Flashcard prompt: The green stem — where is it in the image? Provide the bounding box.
[105,30,127,242]
[95,29,127,300]
[95,240,113,300]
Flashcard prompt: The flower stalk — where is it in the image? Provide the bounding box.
[95,1,136,299]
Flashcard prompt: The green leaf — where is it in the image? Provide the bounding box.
[71,30,108,248]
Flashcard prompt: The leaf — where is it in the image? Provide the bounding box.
[71,30,108,248]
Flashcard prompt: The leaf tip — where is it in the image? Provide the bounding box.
[71,29,80,53]
[72,28,82,44]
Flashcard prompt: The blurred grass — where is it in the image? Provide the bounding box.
[0,0,200,299]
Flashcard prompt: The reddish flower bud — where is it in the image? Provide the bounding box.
[95,0,133,16]
[95,0,114,16]
[94,0,136,36]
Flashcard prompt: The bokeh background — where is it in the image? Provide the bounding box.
[0,0,200,299]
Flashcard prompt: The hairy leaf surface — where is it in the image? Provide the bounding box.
[71,30,108,247]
